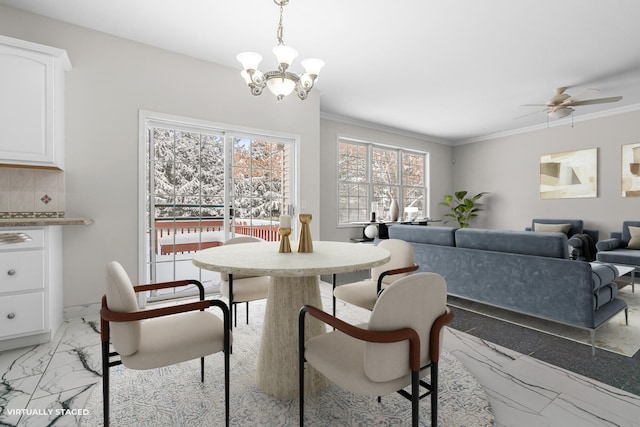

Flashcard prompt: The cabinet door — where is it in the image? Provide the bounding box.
[0,44,56,166]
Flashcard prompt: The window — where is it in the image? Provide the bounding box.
[337,137,428,225]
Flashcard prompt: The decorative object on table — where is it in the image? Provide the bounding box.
[236,0,324,102]
[370,202,379,222]
[278,215,292,253]
[621,142,640,197]
[297,213,313,252]
[404,206,419,222]
[364,224,378,239]
[440,190,487,228]
[389,198,400,222]
[539,148,598,199]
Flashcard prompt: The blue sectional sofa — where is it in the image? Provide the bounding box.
[388,225,628,354]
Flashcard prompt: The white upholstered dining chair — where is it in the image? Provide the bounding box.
[299,272,453,427]
[219,236,271,329]
[333,238,418,314]
[100,261,231,427]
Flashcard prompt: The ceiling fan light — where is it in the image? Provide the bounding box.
[548,107,573,119]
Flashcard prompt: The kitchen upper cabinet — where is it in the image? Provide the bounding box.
[0,35,71,170]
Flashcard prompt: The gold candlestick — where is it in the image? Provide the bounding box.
[297,214,313,253]
[278,228,292,253]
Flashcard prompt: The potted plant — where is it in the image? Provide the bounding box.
[440,190,487,228]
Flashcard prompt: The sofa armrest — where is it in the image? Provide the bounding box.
[596,238,623,252]
[590,263,618,291]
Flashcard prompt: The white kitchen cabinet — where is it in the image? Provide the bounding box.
[0,35,71,169]
[0,226,62,351]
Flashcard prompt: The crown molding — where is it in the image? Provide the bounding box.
[320,112,452,145]
[453,103,640,146]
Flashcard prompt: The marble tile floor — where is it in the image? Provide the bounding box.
[1,309,640,426]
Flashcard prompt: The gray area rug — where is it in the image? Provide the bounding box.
[84,282,494,426]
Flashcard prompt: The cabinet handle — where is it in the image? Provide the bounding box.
[7,313,15,320]
[7,269,16,276]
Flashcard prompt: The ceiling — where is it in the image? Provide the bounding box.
[3,0,640,144]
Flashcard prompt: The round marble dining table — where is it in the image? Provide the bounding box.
[192,240,390,399]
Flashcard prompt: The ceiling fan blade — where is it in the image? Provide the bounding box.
[521,103,548,107]
[568,96,623,106]
[513,108,548,120]
[566,88,599,102]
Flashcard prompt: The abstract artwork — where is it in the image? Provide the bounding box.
[621,142,640,197]
[540,148,597,199]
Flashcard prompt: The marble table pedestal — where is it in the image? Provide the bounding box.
[256,275,327,399]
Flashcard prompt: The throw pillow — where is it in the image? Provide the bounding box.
[627,226,640,249]
[533,223,571,235]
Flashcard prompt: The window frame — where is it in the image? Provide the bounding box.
[336,136,429,227]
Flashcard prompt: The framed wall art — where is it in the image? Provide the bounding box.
[621,142,640,197]
[540,148,597,199]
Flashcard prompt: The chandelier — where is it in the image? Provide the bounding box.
[237,0,324,101]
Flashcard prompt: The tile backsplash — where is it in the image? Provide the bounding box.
[0,167,65,218]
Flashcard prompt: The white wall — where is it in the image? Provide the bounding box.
[452,110,640,237]
[0,6,321,307]
[319,118,454,242]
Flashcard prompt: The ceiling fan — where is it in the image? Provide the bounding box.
[520,87,623,119]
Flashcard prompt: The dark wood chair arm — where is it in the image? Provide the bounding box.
[376,264,419,294]
[428,307,454,362]
[100,296,230,343]
[300,305,421,371]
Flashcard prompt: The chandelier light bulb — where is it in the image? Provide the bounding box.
[273,45,298,67]
[300,58,325,76]
[236,52,263,71]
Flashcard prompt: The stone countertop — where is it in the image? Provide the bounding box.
[0,217,94,227]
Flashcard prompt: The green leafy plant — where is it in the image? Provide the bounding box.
[439,191,487,228]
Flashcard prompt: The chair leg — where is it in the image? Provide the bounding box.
[225,348,230,427]
[332,274,337,317]
[229,275,234,331]
[246,301,249,325]
[431,362,438,427]
[411,370,419,427]
[201,357,205,382]
[102,341,110,427]
[299,312,306,426]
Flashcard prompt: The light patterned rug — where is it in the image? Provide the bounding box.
[448,285,640,357]
[83,282,494,426]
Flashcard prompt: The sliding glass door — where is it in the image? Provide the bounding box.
[141,113,295,303]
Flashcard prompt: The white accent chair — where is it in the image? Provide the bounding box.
[100,261,231,427]
[299,272,454,427]
[333,239,418,314]
[220,236,271,328]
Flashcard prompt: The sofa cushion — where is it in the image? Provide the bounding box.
[627,226,640,249]
[594,283,618,310]
[534,222,571,235]
[530,219,583,236]
[596,248,640,266]
[455,228,569,259]
[388,225,457,247]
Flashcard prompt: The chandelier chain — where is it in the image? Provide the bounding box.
[276,2,285,45]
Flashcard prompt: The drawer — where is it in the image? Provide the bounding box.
[0,251,45,293]
[0,229,45,250]
[0,292,45,338]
